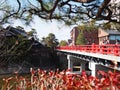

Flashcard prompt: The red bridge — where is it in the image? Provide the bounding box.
[56,44,120,56]
[56,44,120,76]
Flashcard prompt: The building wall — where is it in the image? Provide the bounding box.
[70,27,99,45]
[70,27,80,45]
[98,28,108,37]
[98,28,120,44]
[98,28,109,45]
[83,30,99,45]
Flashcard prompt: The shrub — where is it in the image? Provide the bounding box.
[1,68,120,90]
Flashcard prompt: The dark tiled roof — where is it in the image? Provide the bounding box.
[105,30,120,35]
[6,26,28,37]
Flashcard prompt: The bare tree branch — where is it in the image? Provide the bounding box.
[0,0,21,23]
[96,0,110,18]
[73,0,96,3]
[0,0,119,24]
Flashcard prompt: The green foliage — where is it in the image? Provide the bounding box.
[42,33,59,48]
[78,20,98,31]
[59,40,67,46]
[43,1,53,10]
[112,23,120,30]
[102,23,111,30]
[27,28,39,41]
[76,32,86,45]
[102,22,120,30]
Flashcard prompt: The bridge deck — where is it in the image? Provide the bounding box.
[58,49,120,62]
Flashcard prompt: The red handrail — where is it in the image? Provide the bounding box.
[56,44,120,56]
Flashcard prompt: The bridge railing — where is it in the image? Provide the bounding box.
[56,44,120,56]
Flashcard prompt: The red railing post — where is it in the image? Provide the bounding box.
[114,45,119,56]
[101,45,105,54]
[107,45,111,55]
[95,45,100,52]
[92,43,95,53]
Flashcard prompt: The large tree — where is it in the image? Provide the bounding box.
[0,0,119,25]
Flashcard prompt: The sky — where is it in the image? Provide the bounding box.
[5,0,75,42]
[10,16,75,41]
